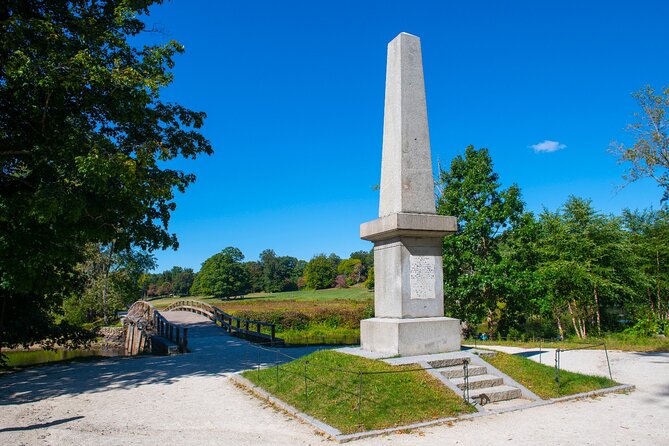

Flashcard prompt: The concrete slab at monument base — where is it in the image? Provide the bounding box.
[360,317,460,356]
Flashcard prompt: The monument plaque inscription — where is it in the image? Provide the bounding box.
[409,255,435,300]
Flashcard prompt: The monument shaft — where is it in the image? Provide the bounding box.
[360,33,460,356]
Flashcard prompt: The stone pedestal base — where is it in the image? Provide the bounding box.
[360,317,460,356]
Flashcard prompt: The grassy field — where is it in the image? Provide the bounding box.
[485,351,619,398]
[242,350,475,434]
[464,335,669,352]
[149,286,372,310]
[150,287,373,345]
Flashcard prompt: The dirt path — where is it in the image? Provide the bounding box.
[1,314,667,445]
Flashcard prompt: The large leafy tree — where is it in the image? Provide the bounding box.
[304,254,336,290]
[610,85,669,202]
[190,247,250,298]
[0,1,212,350]
[437,146,524,335]
[257,249,303,292]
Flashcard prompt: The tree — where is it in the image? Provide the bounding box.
[63,243,155,325]
[610,85,669,202]
[0,1,212,352]
[190,247,250,297]
[304,254,336,289]
[338,258,364,285]
[437,146,524,335]
[622,208,669,322]
[257,249,301,292]
[350,250,374,270]
[535,197,636,338]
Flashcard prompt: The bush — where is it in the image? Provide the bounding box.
[234,309,310,331]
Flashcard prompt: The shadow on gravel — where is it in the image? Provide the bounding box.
[0,317,320,406]
[514,350,546,358]
[0,416,84,432]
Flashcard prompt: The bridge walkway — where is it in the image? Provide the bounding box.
[158,310,317,372]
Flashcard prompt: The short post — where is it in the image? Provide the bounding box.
[182,328,188,351]
[357,371,363,429]
[603,343,613,380]
[462,358,470,401]
[275,350,279,386]
[554,348,561,386]
[271,325,276,344]
[539,338,543,364]
[304,360,308,404]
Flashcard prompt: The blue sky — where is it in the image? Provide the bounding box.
[136,0,669,272]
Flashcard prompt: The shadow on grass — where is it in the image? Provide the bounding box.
[0,316,320,406]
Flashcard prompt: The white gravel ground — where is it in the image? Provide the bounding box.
[1,312,667,445]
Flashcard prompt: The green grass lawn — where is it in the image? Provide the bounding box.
[485,351,619,399]
[464,335,669,352]
[242,350,475,434]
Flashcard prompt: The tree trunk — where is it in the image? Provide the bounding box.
[567,301,581,339]
[657,250,662,320]
[556,316,564,340]
[101,242,115,326]
[594,285,602,335]
[0,293,7,361]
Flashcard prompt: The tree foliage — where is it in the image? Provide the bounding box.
[141,266,195,297]
[534,197,636,338]
[256,249,304,292]
[190,247,250,298]
[610,85,669,202]
[0,1,211,349]
[437,146,524,333]
[304,254,336,290]
[64,243,155,325]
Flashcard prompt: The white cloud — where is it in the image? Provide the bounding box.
[530,140,566,153]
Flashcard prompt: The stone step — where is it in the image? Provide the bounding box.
[452,374,503,390]
[440,364,487,379]
[427,357,469,368]
[468,385,522,404]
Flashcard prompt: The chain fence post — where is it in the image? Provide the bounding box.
[554,348,561,386]
[275,349,279,386]
[304,360,308,405]
[462,358,470,402]
[358,371,363,430]
[603,343,613,380]
[539,338,543,364]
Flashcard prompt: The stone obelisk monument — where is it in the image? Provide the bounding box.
[360,32,460,356]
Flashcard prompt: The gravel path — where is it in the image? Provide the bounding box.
[1,313,667,445]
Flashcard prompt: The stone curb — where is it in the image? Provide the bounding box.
[229,372,635,443]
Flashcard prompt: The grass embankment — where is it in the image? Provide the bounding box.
[465,336,669,352]
[485,351,619,398]
[242,350,474,434]
[151,287,373,345]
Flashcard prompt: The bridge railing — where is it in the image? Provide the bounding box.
[165,299,281,345]
[126,300,188,353]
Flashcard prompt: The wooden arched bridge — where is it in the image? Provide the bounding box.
[124,299,282,356]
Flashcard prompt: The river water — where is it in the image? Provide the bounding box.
[3,346,126,367]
